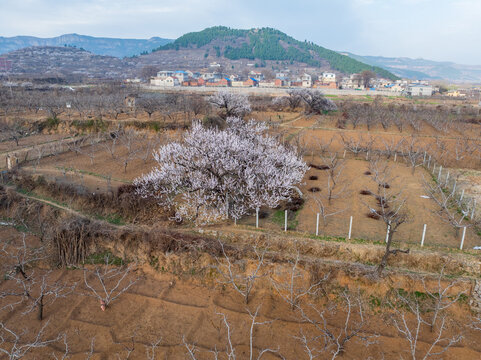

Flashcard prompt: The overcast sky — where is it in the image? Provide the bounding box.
[0,0,480,65]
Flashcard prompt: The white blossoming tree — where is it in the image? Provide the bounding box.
[134,117,308,224]
[208,91,251,119]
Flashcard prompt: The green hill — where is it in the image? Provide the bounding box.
[153,26,398,80]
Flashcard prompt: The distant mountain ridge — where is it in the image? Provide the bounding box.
[344,53,481,83]
[0,34,173,58]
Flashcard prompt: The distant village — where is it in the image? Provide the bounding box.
[146,64,479,98]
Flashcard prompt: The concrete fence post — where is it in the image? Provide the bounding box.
[471,199,476,220]
[256,208,259,228]
[460,227,466,250]
[316,213,319,236]
[284,210,288,232]
[394,153,397,162]
[445,171,450,186]
[348,216,353,240]
[421,224,427,247]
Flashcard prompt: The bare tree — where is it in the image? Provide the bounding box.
[382,137,404,160]
[403,136,425,174]
[0,321,62,360]
[137,94,161,119]
[389,288,462,360]
[360,70,376,89]
[184,306,279,360]
[215,241,266,304]
[296,290,376,359]
[83,255,139,310]
[365,159,410,275]
[271,250,329,310]
[340,134,364,155]
[419,267,468,331]
[322,151,349,205]
[116,130,143,173]
[423,179,478,237]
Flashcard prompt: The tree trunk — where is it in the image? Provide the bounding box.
[377,229,393,276]
[38,295,44,321]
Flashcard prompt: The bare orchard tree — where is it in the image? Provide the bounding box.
[423,179,478,237]
[403,136,425,174]
[116,129,143,173]
[296,290,377,359]
[388,288,462,360]
[340,134,364,156]
[0,234,73,321]
[134,117,308,224]
[215,241,266,304]
[14,271,76,321]
[0,120,24,146]
[137,93,161,119]
[54,333,96,360]
[83,255,139,310]
[309,192,347,231]
[381,137,404,160]
[0,233,46,280]
[0,321,62,360]
[286,90,303,110]
[322,150,349,205]
[271,250,329,310]
[183,306,279,360]
[366,159,410,275]
[419,267,468,331]
[208,91,251,119]
[187,94,208,118]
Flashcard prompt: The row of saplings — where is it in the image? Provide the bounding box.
[0,227,479,359]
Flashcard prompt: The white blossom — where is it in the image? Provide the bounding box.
[208,91,251,118]
[134,117,308,224]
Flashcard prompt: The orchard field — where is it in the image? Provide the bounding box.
[0,85,481,359]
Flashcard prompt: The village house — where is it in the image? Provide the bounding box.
[301,73,312,87]
[446,90,467,98]
[405,84,434,96]
[249,71,265,81]
[205,78,231,87]
[259,80,276,88]
[274,78,289,87]
[243,78,259,87]
[321,72,336,83]
[150,76,180,87]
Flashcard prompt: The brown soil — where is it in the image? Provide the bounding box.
[0,226,480,360]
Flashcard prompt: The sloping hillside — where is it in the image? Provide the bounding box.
[150,26,398,79]
[3,46,133,79]
[0,34,173,58]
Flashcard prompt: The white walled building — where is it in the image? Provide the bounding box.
[301,73,312,87]
[150,76,180,87]
[321,72,336,83]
